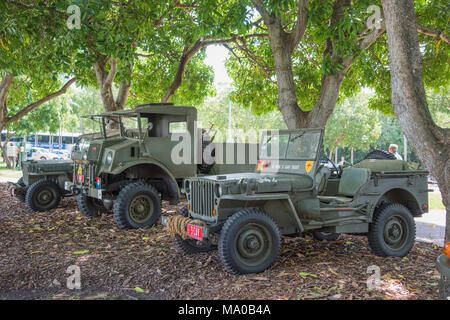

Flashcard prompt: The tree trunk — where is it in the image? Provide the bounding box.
[381,0,449,300]
[94,55,131,112]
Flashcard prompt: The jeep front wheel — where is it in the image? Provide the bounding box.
[368,203,415,257]
[77,193,108,217]
[113,182,161,229]
[173,205,216,254]
[25,180,61,212]
[218,208,281,274]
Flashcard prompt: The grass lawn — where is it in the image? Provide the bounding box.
[0,162,22,180]
[429,193,445,210]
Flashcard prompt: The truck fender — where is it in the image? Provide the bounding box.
[110,159,181,198]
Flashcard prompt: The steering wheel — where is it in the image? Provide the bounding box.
[325,156,342,178]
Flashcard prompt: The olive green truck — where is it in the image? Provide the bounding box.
[164,128,431,274]
[64,103,258,230]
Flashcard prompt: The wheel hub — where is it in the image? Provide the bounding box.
[37,188,54,205]
[383,216,407,249]
[235,223,272,266]
[129,195,153,223]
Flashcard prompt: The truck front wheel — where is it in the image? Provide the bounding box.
[368,203,415,257]
[113,182,161,229]
[25,180,61,212]
[77,193,108,217]
[218,208,281,274]
[173,205,216,254]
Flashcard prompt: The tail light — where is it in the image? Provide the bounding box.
[444,242,450,258]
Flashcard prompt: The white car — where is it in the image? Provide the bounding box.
[52,150,71,160]
[27,148,60,161]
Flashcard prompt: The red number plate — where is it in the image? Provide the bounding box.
[187,224,203,241]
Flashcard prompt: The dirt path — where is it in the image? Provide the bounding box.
[0,183,443,300]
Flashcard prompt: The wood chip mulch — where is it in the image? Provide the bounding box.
[0,183,443,300]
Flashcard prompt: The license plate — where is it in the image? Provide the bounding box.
[187,224,203,241]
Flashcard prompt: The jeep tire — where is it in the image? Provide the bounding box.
[368,203,415,257]
[113,182,161,229]
[218,208,281,274]
[25,180,61,212]
[173,205,216,254]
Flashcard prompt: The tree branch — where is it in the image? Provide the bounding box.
[417,25,450,44]
[288,0,310,52]
[7,77,76,124]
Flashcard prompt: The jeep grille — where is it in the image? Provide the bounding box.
[190,180,216,220]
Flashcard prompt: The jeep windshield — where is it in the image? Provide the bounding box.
[260,130,321,160]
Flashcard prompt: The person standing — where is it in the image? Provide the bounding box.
[389,144,403,160]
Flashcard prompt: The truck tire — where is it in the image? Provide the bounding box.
[312,231,340,241]
[113,181,161,229]
[173,205,216,254]
[25,180,61,212]
[218,208,281,274]
[368,203,415,257]
[16,177,27,203]
[77,193,108,217]
[364,150,396,160]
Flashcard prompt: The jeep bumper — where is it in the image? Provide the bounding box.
[161,216,214,243]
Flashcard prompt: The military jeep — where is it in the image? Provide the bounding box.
[165,128,430,274]
[65,103,257,229]
[9,159,73,212]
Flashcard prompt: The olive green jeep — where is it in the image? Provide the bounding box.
[164,128,430,274]
[65,103,257,229]
[8,160,74,212]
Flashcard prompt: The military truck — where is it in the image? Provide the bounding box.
[64,103,257,230]
[164,128,430,274]
[8,160,73,212]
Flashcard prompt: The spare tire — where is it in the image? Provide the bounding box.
[364,150,396,160]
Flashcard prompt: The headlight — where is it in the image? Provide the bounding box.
[106,152,113,165]
[184,180,191,193]
[215,184,222,197]
[82,153,87,161]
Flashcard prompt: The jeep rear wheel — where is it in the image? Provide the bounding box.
[77,193,108,217]
[25,180,61,212]
[368,203,415,257]
[113,182,161,229]
[173,205,216,254]
[218,208,281,274]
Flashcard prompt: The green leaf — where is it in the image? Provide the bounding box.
[299,272,318,278]
[73,250,89,255]
[134,286,145,293]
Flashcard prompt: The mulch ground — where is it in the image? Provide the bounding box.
[0,183,443,300]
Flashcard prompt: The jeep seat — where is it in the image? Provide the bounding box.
[317,167,371,204]
[314,165,331,194]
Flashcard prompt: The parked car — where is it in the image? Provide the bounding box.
[52,150,71,160]
[27,147,59,160]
